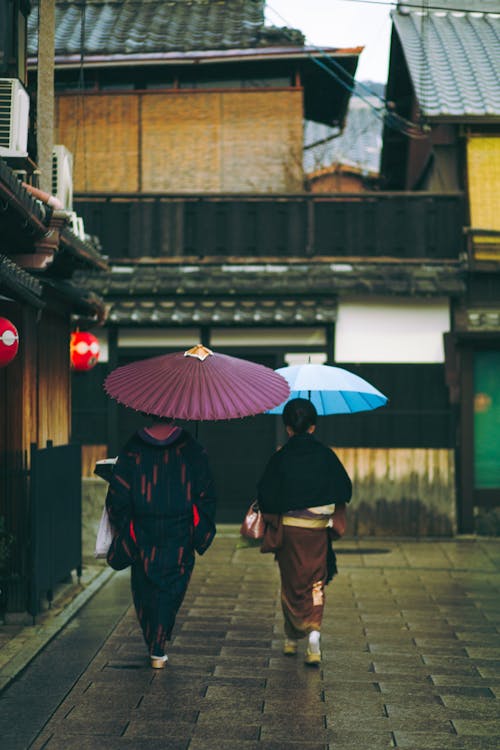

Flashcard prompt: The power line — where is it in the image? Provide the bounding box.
[328,0,500,13]
[267,3,430,139]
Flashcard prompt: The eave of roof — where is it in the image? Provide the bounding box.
[28,45,363,69]
[74,259,466,306]
[42,277,107,323]
[0,159,48,243]
[58,227,110,273]
[0,254,45,308]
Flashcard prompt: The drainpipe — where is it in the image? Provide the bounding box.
[22,183,63,210]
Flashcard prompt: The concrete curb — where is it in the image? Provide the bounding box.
[0,566,115,693]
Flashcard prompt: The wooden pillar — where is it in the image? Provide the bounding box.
[326,324,335,365]
[107,326,119,456]
[36,0,55,193]
[458,347,474,533]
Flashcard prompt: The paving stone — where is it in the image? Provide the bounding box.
[263,696,327,712]
[368,643,423,654]
[323,729,394,748]
[384,703,452,720]
[328,712,454,733]
[420,656,483,673]
[124,718,195,739]
[189,738,328,750]
[475,668,500,684]
[32,735,189,750]
[430,674,500,686]
[259,712,327,740]
[440,695,500,716]
[454,633,500,644]
[392,731,500,749]
[184,742,263,750]
[204,684,265,700]
[465,647,500,659]
[191,722,261,740]
[451,718,500,735]
[323,700,386,718]
[46,716,129,736]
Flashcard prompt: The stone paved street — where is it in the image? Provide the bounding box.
[2,533,500,749]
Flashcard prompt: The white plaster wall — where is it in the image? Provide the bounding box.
[335,298,450,363]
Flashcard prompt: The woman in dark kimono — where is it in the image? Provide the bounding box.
[105,418,216,669]
[258,398,351,666]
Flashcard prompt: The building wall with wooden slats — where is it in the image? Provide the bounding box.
[1,303,72,457]
[141,93,222,192]
[37,309,71,447]
[335,447,456,536]
[467,136,500,262]
[0,301,72,609]
[56,94,140,193]
[57,89,304,194]
[218,91,303,192]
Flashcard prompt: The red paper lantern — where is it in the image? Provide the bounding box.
[0,318,19,367]
[70,331,100,371]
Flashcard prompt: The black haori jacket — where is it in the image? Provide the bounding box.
[257,433,352,515]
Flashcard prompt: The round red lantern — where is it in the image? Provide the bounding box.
[0,318,19,367]
[70,331,100,371]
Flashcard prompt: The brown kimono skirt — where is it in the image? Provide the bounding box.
[275,525,332,640]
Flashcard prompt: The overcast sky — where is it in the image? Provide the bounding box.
[265,0,394,83]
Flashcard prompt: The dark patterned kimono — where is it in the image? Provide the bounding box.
[105,427,216,657]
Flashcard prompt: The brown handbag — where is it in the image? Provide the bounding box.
[329,503,347,540]
[240,501,265,540]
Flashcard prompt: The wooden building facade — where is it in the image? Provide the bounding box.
[0,1,108,613]
[380,1,500,532]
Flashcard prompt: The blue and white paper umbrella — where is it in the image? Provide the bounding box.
[267,363,388,415]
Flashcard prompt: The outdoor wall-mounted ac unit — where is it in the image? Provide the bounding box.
[68,211,85,241]
[52,145,74,210]
[0,78,29,157]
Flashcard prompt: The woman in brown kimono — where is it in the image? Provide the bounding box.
[105,417,216,669]
[257,398,351,665]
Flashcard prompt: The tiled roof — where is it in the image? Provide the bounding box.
[467,308,500,331]
[391,7,500,118]
[0,254,45,307]
[27,0,304,57]
[73,260,466,325]
[0,159,48,248]
[304,95,383,175]
[43,278,107,322]
[106,296,337,325]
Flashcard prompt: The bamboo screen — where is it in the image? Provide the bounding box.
[141,89,303,192]
[56,89,303,193]
[141,93,221,192]
[56,94,140,193]
[219,90,303,192]
[467,136,500,260]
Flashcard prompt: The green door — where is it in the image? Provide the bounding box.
[474,351,500,489]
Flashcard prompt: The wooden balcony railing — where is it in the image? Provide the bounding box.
[74,192,465,261]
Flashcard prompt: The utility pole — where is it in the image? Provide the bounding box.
[36,0,55,193]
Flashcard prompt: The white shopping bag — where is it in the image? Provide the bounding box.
[95,504,114,559]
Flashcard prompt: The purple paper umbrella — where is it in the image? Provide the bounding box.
[104,344,290,421]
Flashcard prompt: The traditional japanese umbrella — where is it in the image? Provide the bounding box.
[104,344,290,421]
[267,363,388,415]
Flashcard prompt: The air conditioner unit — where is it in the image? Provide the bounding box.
[68,211,85,241]
[0,78,30,157]
[52,145,74,210]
